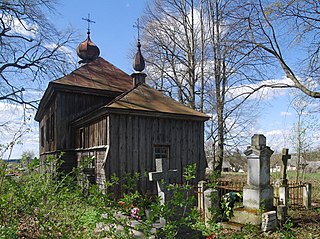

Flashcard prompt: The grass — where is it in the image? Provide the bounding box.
[1,160,319,238]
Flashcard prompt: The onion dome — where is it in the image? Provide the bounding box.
[77,32,100,64]
[132,40,145,72]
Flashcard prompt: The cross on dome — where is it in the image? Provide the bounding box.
[132,18,145,72]
[82,13,96,35]
[133,18,143,42]
[77,13,100,64]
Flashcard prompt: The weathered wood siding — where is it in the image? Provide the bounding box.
[75,112,206,196]
[39,150,76,174]
[39,98,57,154]
[75,116,108,149]
[108,113,206,195]
[39,91,112,173]
[55,92,111,150]
[75,148,107,190]
[74,115,109,190]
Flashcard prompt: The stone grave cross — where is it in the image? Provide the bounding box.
[277,148,291,226]
[280,148,291,186]
[149,158,178,205]
[149,158,178,225]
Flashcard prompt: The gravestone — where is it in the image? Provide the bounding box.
[243,134,274,210]
[280,148,291,186]
[204,188,219,224]
[229,134,276,230]
[303,183,312,209]
[149,159,202,238]
[197,181,206,215]
[277,148,291,225]
[149,158,178,224]
[261,211,277,232]
[149,158,178,205]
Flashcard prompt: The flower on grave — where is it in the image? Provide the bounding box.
[130,207,140,220]
[207,232,216,239]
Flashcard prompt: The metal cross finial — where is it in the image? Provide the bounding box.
[82,13,96,34]
[133,18,143,41]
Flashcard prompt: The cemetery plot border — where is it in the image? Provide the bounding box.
[200,179,310,208]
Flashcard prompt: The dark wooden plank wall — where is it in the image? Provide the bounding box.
[75,117,108,149]
[76,149,107,190]
[55,92,111,150]
[39,150,77,174]
[107,113,206,195]
[39,91,111,173]
[75,115,109,190]
[39,98,56,154]
[74,113,206,196]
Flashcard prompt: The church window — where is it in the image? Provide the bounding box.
[46,118,49,142]
[41,126,44,147]
[154,145,169,160]
[80,128,85,148]
[50,113,54,141]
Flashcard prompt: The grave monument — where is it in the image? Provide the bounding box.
[277,148,291,225]
[229,134,276,230]
[149,158,178,224]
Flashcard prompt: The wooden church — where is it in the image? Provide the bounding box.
[35,30,209,195]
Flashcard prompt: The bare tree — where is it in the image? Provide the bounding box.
[0,0,76,109]
[289,93,320,182]
[0,0,77,159]
[142,0,211,110]
[142,0,267,173]
[245,0,320,98]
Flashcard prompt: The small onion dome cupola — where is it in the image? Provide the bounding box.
[77,31,100,64]
[132,40,145,72]
[131,40,147,87]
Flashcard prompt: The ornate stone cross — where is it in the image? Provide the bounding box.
[149,158,178,225]
[149,158,178,203]
[280,148,291,186]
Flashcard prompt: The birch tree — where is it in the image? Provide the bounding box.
[142,0,266,173]
[142,0,211,110]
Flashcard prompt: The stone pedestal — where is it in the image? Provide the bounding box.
[243,134,274,211]
[277,205,287,226]
[243,185,274,210]
[303,183,312,209]
[229,134,275,230]
[204,188,219,224]
[278,186,289,206]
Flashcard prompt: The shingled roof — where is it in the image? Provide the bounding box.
[105,84,209,120]
[53,57,132,92]
[35,57,133,121]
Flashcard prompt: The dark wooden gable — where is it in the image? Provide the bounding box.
[35,57,133,172]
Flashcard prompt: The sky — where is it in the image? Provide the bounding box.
[1,0,319,159]
[54,0,150,73]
